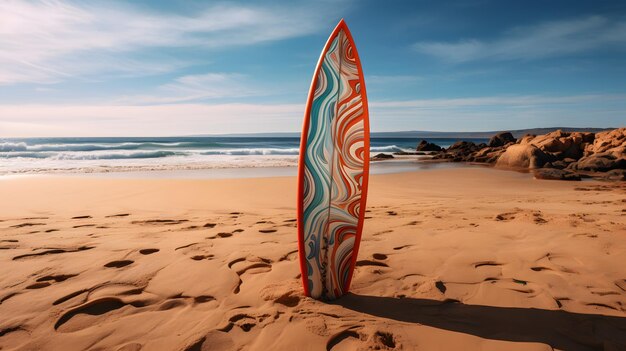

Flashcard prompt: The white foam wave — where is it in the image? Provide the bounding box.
[370,145,413,153]
[201,148,300,156]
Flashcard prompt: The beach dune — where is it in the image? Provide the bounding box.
[0,168,625,350]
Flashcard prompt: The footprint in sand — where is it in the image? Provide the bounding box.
[175,243,199,251]
[52,283,139,306]
[131,219,188,225]
[228,256,273,294]
[473,261,502,268]
[73,224,95,228]
[355,260,388,268]
[37,274,78,283]
[13,246,93,260]
[191,254,215,261]
[544,253,581,274]
[116,343,143,351]
[10,222,46,228]
[54,297,132,332]
[326,327,362,351]
[278,249,298,262]
[26,282,51,289]
[183,331,234,351]
[393,245,412,250]
[104,260,134,268]
[532,212,548,224]
[105,213,130,218]
[494,212,517,221]
[159,294,215,310]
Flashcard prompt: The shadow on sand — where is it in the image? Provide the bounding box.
[335,294,626,351]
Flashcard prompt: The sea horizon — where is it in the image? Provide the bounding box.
[0,136,490,175]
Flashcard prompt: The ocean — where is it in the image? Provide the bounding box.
[0,137,488,175]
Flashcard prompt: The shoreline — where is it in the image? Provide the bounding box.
[0,158,482,179]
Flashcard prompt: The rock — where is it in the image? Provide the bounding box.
[529,130,594,160]
[393,151,426,155]
[518,134,536,145]
[472,146,506,163]
[550,160,571,169]
[533,168,581,181]
[584,127,626,158]
[447,141,477,151]
[488,132,516,147]
[448,141,484,162]
[574,154,626,172]
[495,144,550,169]
[416,140,442,152]
[372,153,394,160]
[602,169,626,181]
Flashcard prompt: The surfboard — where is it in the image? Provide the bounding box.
[297,19,370,300]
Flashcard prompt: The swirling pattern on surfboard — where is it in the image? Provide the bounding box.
[297,20,370,300]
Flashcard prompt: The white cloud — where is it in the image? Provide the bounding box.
[0,0,346,85]
[369,94,626,131]
[1,93,623,137]
[413,16,626,63]
[370,93,626,110]
[0,103,304,137]
[116,73,261,104]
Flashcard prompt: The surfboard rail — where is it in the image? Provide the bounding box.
[297,19,370,300]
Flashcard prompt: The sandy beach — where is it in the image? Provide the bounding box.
[1,167,625,351]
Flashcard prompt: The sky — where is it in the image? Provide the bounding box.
[1,0,625,137]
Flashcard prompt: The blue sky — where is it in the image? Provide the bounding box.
[0,0,625,136]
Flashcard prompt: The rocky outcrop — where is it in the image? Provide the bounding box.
[416,140,442,152]
[384,128,625,180]
[525,130,594,160]
[432,141,487,162]
[495,144,550,169]
[584,128,625,157]
[570,128,626,172]
[471,146,507,163]
[533,168,581,181]
[488,132,516,147]
[371,153,394,160]
[570,154,626,172]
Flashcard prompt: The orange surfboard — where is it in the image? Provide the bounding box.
[297,19,370,300]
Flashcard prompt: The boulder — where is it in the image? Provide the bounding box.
[533,169,581,181]
[602,169,626,181]
[529,130,594,160]
[416,140,442,152]
[488,132,516,147]
[444,141,484,162]
[472,146,506,163]
[372,153,394,160]
[518,134,536,145]
[495,144,550,169]
[573,154,626,172]
[584,127,626,158]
